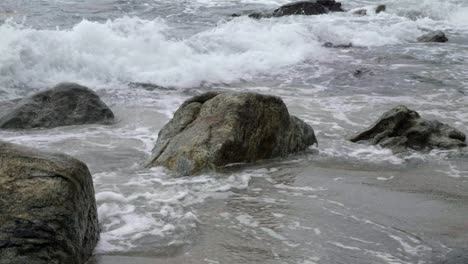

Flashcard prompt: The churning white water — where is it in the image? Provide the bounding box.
[0,0,467,263]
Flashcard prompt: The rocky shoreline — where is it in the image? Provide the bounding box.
[0,1,465,263]
[0,80,466,262]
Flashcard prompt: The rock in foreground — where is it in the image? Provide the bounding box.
[148,92,317,175]
[272,0,343,17]
[0,141,99,264]
[417,30,448,43]
[0,82,114,129]
[350,105,466,152]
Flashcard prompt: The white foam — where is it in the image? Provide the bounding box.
[95,168,268,253]
[2,5,465,95]
[449,7,468,28]
[236,214,260,227]
[261,227,287,240]
[377,176,395,181]
[0,16,328,92]
[274,183,327,192]
[328,241,361,251]
[388,234,431,256]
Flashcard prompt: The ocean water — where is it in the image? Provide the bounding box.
[0,0,467,263]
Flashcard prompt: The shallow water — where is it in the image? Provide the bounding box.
[0,0,467,263]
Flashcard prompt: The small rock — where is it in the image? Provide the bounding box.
[417,30,448,43]
[352,68,374,78]
[349,105,466,152]
[0,141,99,264]
[375,4,386,13]
[147,92,317,175]
[323,42,353,48]
[0,82,114,129]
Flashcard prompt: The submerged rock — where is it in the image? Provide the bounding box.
[128,82,176,91]
[352,9,367,16]
[352,68,374,78]
[0,82,114,129]
[442,248,468,264]
[147,92,317,175]
[323,42,353,48]
[0,141,99,264]
[248,12,269,19]
[352,4,385,16]
[272,0,343,17]
[350,105,466,152]
[417,30,448,43]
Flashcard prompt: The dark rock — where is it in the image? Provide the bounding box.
[230,13,241,17]
[147,92,317,175]
[375,4,386,13]
[352,68,374,78]
[0,82,114,130]
[417,30,448,43]
[272,0,343,17]
[323,42,353,48]
[350,105,466,152]
[248,12,269,19]
[352,5,385,16]
[0,141,99,264]
[316,0,344,11]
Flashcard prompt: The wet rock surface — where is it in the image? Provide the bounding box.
[272,0,343,17]
[242,0,344,19]
[350,105,466,152]
[417,30,449,43]
[0,141,99,264]
[0,82,114,130]
[147,92,317,175]
[323,42,353,48]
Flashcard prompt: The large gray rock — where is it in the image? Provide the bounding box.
[0,141,99,264]
[350,105,466,152]
[417,30,448,43]
[147,92,317,175]
[272,0,343,17]
[0,83,114,129]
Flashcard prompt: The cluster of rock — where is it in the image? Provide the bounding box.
[0,83,110,264]
[232,1,449,44]
[0,2,464,260]
[0,79,466,263]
